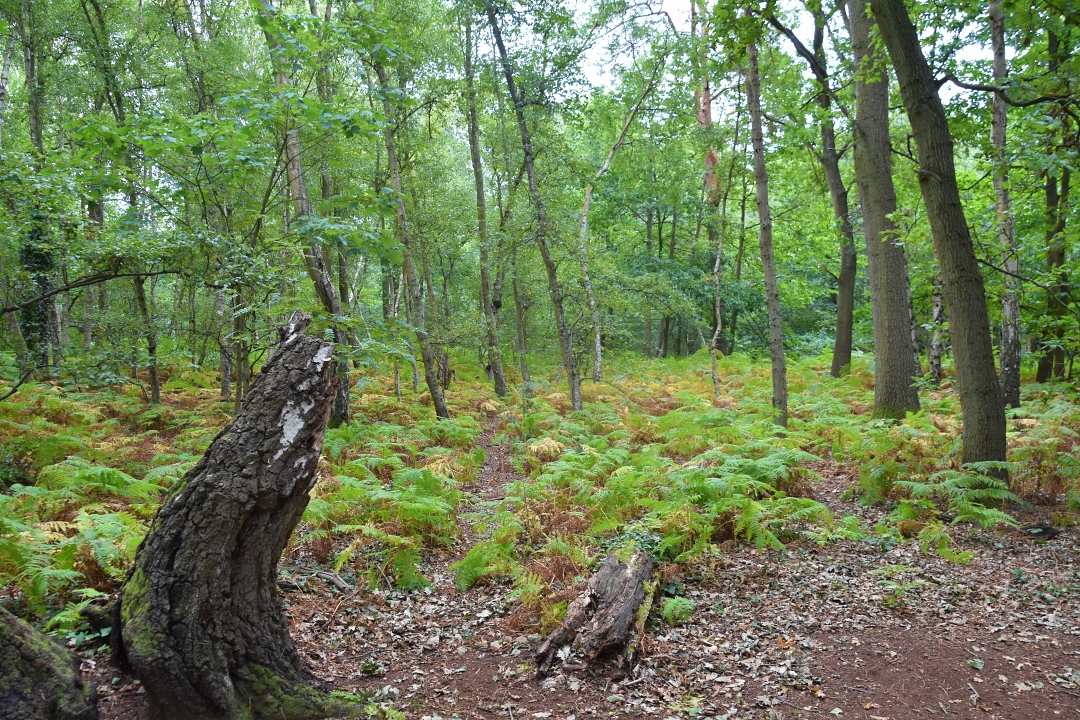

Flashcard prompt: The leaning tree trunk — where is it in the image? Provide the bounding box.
[0,605,97,720]
[117,312,360,720]
[487,2,582,412]
[746,41,789,428]
[873,0,1006,468]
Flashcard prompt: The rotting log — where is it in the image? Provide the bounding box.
[535,551,656,677]
[116,311,363,720]
[0,604,97,720]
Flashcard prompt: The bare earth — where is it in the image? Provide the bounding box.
[85,424,1080,720]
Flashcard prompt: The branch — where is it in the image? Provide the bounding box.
[0,368,37,402]
[595,53,668,181]
[942,74,1071,108]
[976,257,1080,323]
[765,14,851,123]
[0,270,183,315]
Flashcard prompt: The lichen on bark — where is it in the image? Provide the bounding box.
[117,311,364,720]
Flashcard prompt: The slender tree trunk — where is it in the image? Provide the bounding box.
[711,87,742,397]
[256,1,350,427]
[512,257,531,384]
[216,288,231,400]
[374,62,450,419]
[746,41,788,427]
[849,0,921,418]
[487,3,582,412]
[873,0,1006,467]
[643,209,654,356]
[0,34,14,149]
[133,276,160,404]
[465,24,507,397]
[929,273,945,385]
[988,0,1019,407]
[82,285,93,352]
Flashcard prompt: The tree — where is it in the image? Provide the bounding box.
[872,0,1007,466]
[118,312,361,720]
[848,0,921,419]
[746,39,788,428]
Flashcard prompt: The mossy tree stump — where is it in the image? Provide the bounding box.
[535,550,656,677]
[117,312,360,720]
[0,605,97,720]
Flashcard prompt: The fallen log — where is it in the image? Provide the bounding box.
[535,550,656,676]
[0,604,97,720]
[117,311,362,720]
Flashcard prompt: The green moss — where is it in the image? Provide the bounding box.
[119,565,162,661]
[237,663,367,720]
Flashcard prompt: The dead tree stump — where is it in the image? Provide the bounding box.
[535,551,656,676]
[117,312,360,720]
[0,605,97,720]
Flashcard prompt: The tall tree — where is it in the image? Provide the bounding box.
[848,0,921,419]
[746,40,788,428]
[464,17,507,397]
[872,0,1006,466]
[989,0,1020,408]
[486,2,582,411]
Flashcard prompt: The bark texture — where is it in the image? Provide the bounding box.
[0,605,97,720]
[989,0,1020,408]
[746,41,789,427]
[873,0,1007,466]
[118,311,360,720]
[849,0,921,419]
[535,551,656,677]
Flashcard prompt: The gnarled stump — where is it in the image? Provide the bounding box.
[535,551,656,676]
[118,312,359,720]
[0,605,97,720]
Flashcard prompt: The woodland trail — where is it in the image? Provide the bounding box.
[84,416,1080,720]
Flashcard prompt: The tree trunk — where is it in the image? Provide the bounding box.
[849,0,921,419]
[746,41,788,427]
[0,34,15,149]
[118,312,360,720]
[643,209,654,356]
[465,20,507,398]
[255,1,350,428]
[872,0,1006,467]
[487,3,582,412]
[374,62,450,419]
[216,287,231,401]
[512,264,531,384]
[989,0,1020,407]
[929,273,945,385]
[133,275,160,404]
[0,605,97,720]
[534,551,656,677]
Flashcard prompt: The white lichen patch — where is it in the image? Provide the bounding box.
[311,343,334,372]
[274,399,316,461]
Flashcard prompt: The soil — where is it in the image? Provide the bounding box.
[83,422,1080,720]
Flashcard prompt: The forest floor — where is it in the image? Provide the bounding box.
[7,354,1078,720]
[86,420,1080,720]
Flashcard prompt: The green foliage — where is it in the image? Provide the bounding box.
[660,596,695,626]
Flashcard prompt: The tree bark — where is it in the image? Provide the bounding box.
[0,33,15,149]
[0,605,97,720]
[929,272,945,385]
[487,3,582,412]
[133,275,160,404]
[872,0,1006,467]
[216,287,231,401]
[374,61,450,419]
[643,209,654,356]
[989,0,1020,407]
[465,20,507,397]
[746,41,788,427]
[534,551,656,677]
[118,311,359,720]
[849,0,921,419]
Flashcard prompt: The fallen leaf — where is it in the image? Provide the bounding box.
[863,702,882,709]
